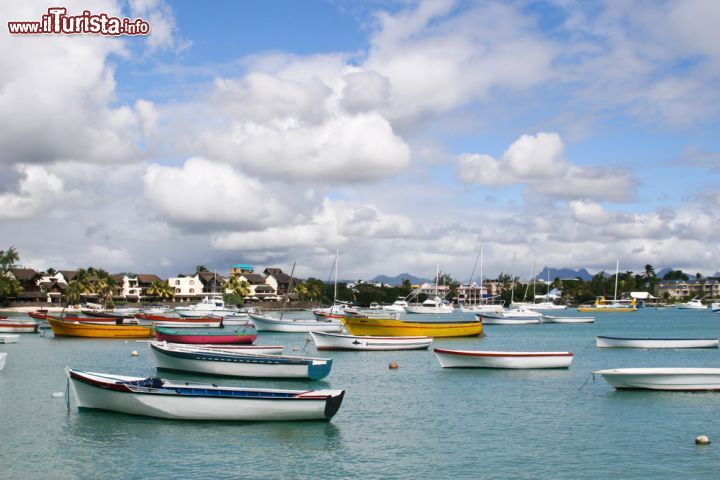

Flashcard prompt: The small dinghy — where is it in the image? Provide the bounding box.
[135,314,222,328]
[0,334,19,344]
[434,348,573,369]
[0,319,39,333]
[67,368,345,420]
[148,341,333,380]
[154,326,256,345]
[249,313,343,333]
[593,368,720,390]
[156,342,284,355]
[540,315,595,324]
[596,336,719,349]
[310,331,432,351]
[0,352,6,370]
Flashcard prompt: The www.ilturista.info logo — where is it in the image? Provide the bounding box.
[8,7,150,35]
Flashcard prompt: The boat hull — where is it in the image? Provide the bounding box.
[434,349,573,369]
[310,332,432,351]
[149,343,332,379]
[159,343,284,355]
[250,314,343,333]
[135,314,222,328]
[479,316,540,325]
[68,369,344,421]
[596,336,719,349]
[47,318,151,338]
[154,327,256,345]
[0,352,6,370]
[593,368,720,390]
[0,334,19,343]
[0,321,39,333]
[342,317,482,337]
[540,316,595,324]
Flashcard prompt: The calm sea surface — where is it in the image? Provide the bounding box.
[2,308,720,479]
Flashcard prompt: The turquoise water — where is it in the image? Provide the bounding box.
[2,309,720,479]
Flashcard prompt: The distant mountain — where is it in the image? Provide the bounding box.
[534,267,593,281]
[372,273,431,286]
[656,268,673,279]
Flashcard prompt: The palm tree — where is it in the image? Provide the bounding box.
[62,278,94,314]
[0,246,20,271]
[643,264,655,279]
[196,265,209,273]
[146,280,175,301]
[96,276,120,308]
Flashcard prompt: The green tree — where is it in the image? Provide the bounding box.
[0,246,22,305]
[196,265,209,273]
[146,280,175,301]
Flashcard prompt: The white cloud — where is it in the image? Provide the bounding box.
[212,198,416,252]
[458,132,636,201]
[0,165,80,220]
[142,157,303,230]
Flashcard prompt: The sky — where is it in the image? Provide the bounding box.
[1,0,720,281]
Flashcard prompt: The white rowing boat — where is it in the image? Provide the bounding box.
[67,368,345,420]
[309,331,432,351]
[0,334,20,343]
[596,336,719,349]
[540,315,595,324]
[148,342,333,380]
[249,313,343,333]
[434,348,573,369]
[593,368,720,390]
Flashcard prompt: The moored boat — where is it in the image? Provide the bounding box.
[0,319,40,333]
[249,313,343,333]
[47,317,151,338]
[403,296,454,315]
[477,310,541,325]
[593,368,720,390]
[712,302,720,314]
[577,296,638,312]
[310,331,432,351]
[342,316,482,337]
[0,334,20,343]
[0,352,6,370]
[135,313,222,328]
[149,342,332,379]
[434,348,573,369]
[676,298,707,310]
[540,315,595,324]
[154,326,256,344]
[157,342,284,355]
[67,368,345,421]
[596,336,719,349]
[175,295,238,318]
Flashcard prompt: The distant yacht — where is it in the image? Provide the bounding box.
[404,296,454,315]
[677,298,706,310]
[383,297,409,313]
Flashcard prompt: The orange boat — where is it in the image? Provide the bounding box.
[47,316,152,338]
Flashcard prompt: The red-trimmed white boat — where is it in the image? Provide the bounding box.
[596,336,719,349]
[593,368,720,390]
[249,313,343,333]
[155,342,284,355]
[540,315,595,324]
[67,368,345,421]
[434,348,574,369]
[310,331,432,351]
[135,314,221,328]
[0,319,39,333]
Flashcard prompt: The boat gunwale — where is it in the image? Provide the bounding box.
[434,348,573,357]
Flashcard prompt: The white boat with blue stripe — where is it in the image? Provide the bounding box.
[148,341,333,380]
[67,368,345,421]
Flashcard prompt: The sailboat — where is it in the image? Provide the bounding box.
[577,260,637,312]
[312,250,351,320]
[513,266,567,311]
[459,247,504,313]
[481,255,541,323]
[404,265,454,314]
[249,262,343,333]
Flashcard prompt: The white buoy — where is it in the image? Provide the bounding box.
[131,350,139,357]
[51,392,64,398]
[696,435,711,445]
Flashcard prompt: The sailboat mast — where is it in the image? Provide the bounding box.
[279,262,296,321]
[436,264,439,297]
[614,259,619,302]
[479,246,484,301]
[333,249,339,305]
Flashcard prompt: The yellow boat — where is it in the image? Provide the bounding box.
[341,316,483,337]
[47,317,152,338]
[577,296,637,313]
